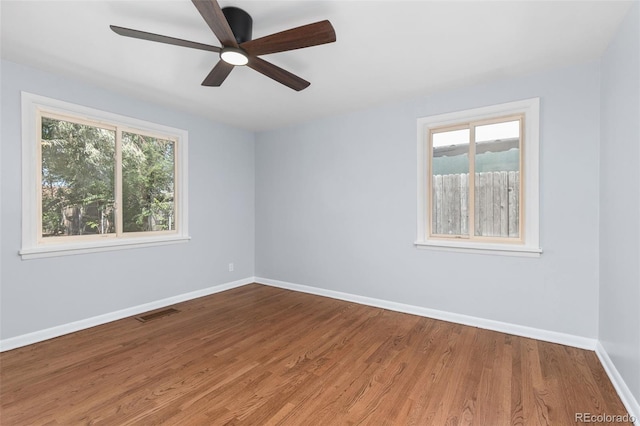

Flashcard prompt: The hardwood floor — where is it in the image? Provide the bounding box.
[0,284,631,425]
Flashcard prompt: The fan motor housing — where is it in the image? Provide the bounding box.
[222,7,252,44]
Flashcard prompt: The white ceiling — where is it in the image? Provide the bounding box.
[1,1,634,131]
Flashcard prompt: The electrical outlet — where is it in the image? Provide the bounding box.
[228,263,234,272]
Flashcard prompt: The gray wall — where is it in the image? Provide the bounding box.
[0,60,255,340]
[599,2,640,404]
[256,61,602,339]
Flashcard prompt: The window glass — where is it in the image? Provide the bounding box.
[473,120,520,238]
[122,132,176,233]
[428,117,522,241]
[431,129,470,236]
[41,117,115,238]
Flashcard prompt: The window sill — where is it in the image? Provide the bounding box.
[414,240,542,257]
[19,235,191,260]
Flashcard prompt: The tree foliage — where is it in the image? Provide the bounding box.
[41,117,115,236]
[122,132,175,232]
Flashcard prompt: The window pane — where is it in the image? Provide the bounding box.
[41,117,115,237]
[122,132,175,233]
[474,120,520,238]
[431,129,470,236]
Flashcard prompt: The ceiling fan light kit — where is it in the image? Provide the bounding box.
[220,47,248,66]
[110,0,336,91]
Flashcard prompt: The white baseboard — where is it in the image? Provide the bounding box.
[1,275,599,353]
[4,275,634,421]
[255,277,597,350]
[0,277,254,352]
[596,342,640,425]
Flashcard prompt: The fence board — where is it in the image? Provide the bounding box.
[432,171,519,238]
[432,174,443,234]
[508,171,519,237]
[478,172,494,236]
[460,173,468,235]
[496,171,508,237]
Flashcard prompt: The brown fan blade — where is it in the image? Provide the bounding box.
[241,20,335,56]
[202,61,234,86]
[192,0,238,48]
[247,56,310,91]
[110,26,220,52]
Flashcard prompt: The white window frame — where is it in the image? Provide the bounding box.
[20,92,190,260]
[416,98,541,257]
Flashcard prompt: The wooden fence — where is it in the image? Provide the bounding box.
[432,171,519,237]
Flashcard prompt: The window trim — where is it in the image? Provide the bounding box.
[20,92,190,260]
[416,98,541,257]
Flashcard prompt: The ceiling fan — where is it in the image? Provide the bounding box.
[110,0,336,91]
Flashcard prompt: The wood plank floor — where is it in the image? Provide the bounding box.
[0,284,631,425]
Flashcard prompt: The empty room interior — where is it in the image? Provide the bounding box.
[1,0,639,424]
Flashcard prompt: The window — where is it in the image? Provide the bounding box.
[21,92,189,259]
[416,98,541,256]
